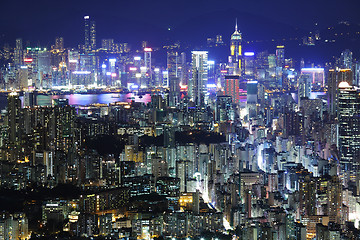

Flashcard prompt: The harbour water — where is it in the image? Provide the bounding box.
[0,93,152,110]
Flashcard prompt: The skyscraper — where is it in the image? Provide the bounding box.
[327,68,354,118]
[14,38,23,67]
[338,82,360,182]
[84,16,96,51]
[55,37,64,50]
[340,49,353,69]
[189,51,208,107]
[7,92,22,145]
[144,47,152,87]
[298,74,312,104]
[224,75,240,104]
[167,51,180,106]
[229,20,242,75]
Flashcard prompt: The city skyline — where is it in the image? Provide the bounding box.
[0,1,360,240]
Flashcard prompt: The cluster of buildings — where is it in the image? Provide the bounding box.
[0,17,359,240]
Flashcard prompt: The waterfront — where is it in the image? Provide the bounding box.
[0,93,152,110]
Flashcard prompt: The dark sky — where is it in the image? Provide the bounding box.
[0,0,359,47]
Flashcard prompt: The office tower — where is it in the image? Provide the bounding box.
[84,16,96,51]
[14,38,23,67]
[144,47,152,86]
[224,75,240,104]
[298,74,312,104]
[207,60,215,85]
[101,39,114,51]
[276,46,285,68]
[301,67,325,91]
[338,82,360,182]
[7,92,22,145]
[215,96,234,122]
[354,62,360,87]
[243,52,255,80]
[229,20,242,75]
[180,52,187,86]
[328,69,354,118]
[167,51,180,106]
[247,81,258,118]
[189,51,208,107]
[275,46,285,87]
[55,37,64,50]
[340,49,353,69]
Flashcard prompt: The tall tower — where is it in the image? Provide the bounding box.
[167,50,180,106]
[84,16,90,50]
[15,38,23,67]
[84,16,96,51]
[224,75,240,104]
[327,68,354,118]
[229,19,242,75]
[338,82,360,183]
[90,21,96,50]
[7,92,22,147]
[190,51,208,107]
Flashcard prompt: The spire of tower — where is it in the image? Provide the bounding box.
[235,18,238,32]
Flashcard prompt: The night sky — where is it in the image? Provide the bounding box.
[0,0,358,46]
[0,0,359,66]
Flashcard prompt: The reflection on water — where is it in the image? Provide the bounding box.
[37,93,152,106]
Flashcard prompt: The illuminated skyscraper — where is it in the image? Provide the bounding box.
[7,92,22,145]
[340,49,353,69]
[167,51,180,106]
[144,48,152,87]
[298,74,311,104]
[276,46,285,68]
[84,16,96,51]
[338,82,360,182]
[189,51,208,107]
[14,38,23,67]
[224,75,240,104]
[328,68,354,117]
[55,37,64,50]
[229,20,242,75]
[101,39,114,51]
[275,46,285,87]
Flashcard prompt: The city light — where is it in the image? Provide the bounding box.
[244,51,255,56]
[0,11,357,240]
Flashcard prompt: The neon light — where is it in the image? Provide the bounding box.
[109,58,117,63]
[144,48,152,52]
[129,67,137,71]
[134,56,141,61]
[301,68,324,72]
[24,58,33,62]
[102,64,106,69]
[73,71,91,74]
[69,59,78,63]
[111,73,117,77]
[244,52,255,56]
